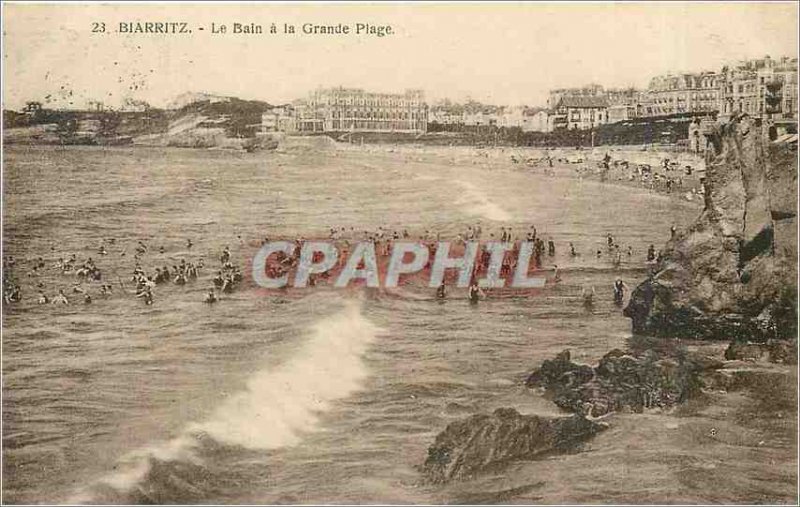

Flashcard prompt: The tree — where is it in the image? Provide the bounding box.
[22,101,44,122]
[123,97,151,112]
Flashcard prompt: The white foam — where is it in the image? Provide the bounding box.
[455,181,512,221]
[190,299,380,448]
[70,299,381,501]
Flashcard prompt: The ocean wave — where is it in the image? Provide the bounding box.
[454,181,512,222]
[69,298,381,503]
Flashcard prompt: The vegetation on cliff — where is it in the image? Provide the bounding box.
[3,96,274,148]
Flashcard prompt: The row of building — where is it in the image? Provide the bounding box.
[261,55,797,135]
[430,55,798,132]
[646,56,798,119]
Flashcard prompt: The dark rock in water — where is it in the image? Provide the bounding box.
[526,348,723,417]
[624,115,797,342]
[524,349,594,389]
[422,408,605,483]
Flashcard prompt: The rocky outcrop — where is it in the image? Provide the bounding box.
[422,408,605,483]
[421,346,725,483]
[525,349,723,417]
[624,115,797,341]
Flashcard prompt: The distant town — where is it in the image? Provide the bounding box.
[275,55,798,134]
[3,54,797,149]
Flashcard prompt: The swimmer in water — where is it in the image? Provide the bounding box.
[52,289,69,305]
[136,286,153,305]
[647,244,656,262]
[581,286,596,307]
[468,281,484,304]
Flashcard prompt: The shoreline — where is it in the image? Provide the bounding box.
[3,140,707,205]
[335,140,706,204]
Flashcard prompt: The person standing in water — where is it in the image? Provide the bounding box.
[613,279,628,304]
[468,281,484,304]
[436,281,446,300]
[581,285,596,308]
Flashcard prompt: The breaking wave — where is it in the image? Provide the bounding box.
[69,299,381,503]
[455,181,512,221]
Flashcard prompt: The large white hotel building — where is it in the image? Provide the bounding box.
[264,87,428,134]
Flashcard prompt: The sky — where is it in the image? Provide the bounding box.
[2,2,798,110]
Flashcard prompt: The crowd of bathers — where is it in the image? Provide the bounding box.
[2,238,244,307]
[509,150,704,199]
[253,223,661,292]
[318,223,652,265]
[3,222,674,307]
[588,155,703,198]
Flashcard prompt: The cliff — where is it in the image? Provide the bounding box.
[3,95,273,148]
[624,115,797,342]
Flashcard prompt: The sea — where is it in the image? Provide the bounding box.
[2,141,796,504]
